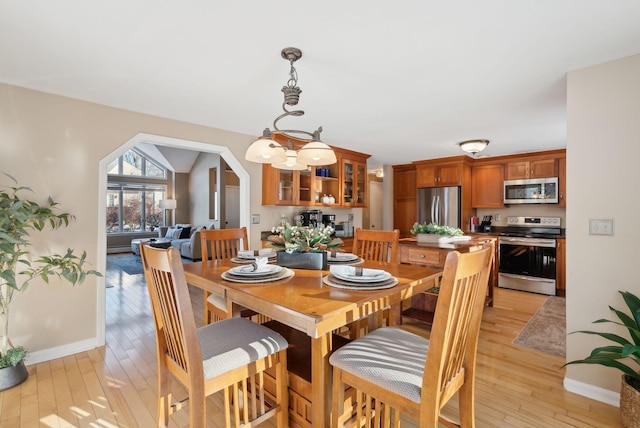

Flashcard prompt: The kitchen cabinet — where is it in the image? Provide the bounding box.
[415,158,466,187]
[262,167,315,206]
[341,158,367,207]
[558,156,566,208]
[262,145,370,207]
[398,238,497,324]
[393,164,417,238]
[556,238,566,297]
[505,158,557,180]
[471,163,504,208]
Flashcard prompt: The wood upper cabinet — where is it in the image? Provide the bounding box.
[393,164,417,238]
[262,167,315,206]
[415,159,465,187]
[471,163,504,208]
[558,156,566,208]
[262,144,370,207]
[505,158,557,180]
[341,158,367,207]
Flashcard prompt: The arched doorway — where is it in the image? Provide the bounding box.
[95,132,250,346]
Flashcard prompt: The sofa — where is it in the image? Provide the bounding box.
[159,223,213,260]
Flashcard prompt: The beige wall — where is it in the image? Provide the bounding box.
[565,54,640,403]
[0,83,262,361]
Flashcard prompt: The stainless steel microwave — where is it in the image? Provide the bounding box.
[503,177,559,204]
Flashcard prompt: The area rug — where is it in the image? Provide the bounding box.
[107,253,195,276]
[107,253,145,275]
[512,296,566,358]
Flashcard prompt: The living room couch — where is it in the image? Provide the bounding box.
[158,223,213,260]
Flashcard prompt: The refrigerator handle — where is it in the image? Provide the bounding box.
[431,195,437,224]
[435,195,440,225]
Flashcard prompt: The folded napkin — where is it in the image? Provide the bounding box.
[327,251,353,259]
[238,248,276,258]
[247,256,269,272]
[330,265,386,278]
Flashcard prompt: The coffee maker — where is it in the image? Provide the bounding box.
[300,209,322,227]
[322,214,336,228]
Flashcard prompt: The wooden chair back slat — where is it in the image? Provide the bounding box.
[352,228,400,263]
[201,227,249,261]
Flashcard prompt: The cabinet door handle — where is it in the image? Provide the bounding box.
[420,254,425,258]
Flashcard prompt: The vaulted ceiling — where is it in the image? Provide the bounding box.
[2,1,640,170]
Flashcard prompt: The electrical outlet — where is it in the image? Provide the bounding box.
[348,213,354,222]
[495,213,501,221]
[589,218,614,236]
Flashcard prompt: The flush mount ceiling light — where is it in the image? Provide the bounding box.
[458,139,490,155]
[245,47,337,170]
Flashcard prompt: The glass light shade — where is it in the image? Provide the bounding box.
[458,139,489,155]
[271,149,308,170]
[297,141,337,166]
[245,137,287,163]
[158,199,177,209]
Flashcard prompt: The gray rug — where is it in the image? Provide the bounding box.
[512,296,566,358]
[107,253,195,276]
[107,253,145,275]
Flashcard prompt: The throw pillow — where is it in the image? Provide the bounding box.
[178,226,192,239]
[165,227,179,239]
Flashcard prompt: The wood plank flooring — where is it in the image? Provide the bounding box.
[0,255,622,427]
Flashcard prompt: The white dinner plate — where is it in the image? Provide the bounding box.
[327,252,359,262]
[222,268,294,283]
[332,270,392,283]
[227,264,283,277]
[323,274,398,290]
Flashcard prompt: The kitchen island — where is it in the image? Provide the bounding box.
[398,235,497,324]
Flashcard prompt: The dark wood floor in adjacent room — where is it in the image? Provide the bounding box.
[0,254,622,427]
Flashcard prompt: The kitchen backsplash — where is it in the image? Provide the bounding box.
[476,205,566,229]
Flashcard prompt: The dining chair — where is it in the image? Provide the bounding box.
[351,228,400,264]
[200,227,266,324]
[348,228,400,338]
[330,242,494,428]
[140,244,289,428]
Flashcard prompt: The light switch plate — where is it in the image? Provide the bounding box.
[251,214,260,224]
[589,218,614,236]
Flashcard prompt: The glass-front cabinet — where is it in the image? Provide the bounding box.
[262,167,314,206]
[342,159,367,207]
[262,146,371,207]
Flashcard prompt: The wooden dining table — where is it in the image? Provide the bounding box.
[182,258,442,428]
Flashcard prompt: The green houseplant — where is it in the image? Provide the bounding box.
[0,174,100,389]
[410,222,465,243]
[563,290,640,427]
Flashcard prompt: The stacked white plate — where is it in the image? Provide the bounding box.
[324,266,398,290]
[231,248,277,264]
[326,252,364,265]
[222,264,293,283]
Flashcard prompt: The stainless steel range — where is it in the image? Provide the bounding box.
[498,216,562,296]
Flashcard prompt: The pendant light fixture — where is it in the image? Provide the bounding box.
[245,47,337,169]
[458,139,490,155]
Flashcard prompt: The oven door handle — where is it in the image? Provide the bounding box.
[499,273,555,283]
[499,237,555,247]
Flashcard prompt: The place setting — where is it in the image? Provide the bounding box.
[326,251,364,266]
[230,248,277,264]
[222,256,294,283]
[323,264,398,290]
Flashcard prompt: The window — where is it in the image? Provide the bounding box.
[107,149,169,234]
[107,148,166,178]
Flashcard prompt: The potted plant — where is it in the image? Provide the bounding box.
[0,174,101,391]
[410,222,464,243]
[267,222,342,269]
[563,291,640,427]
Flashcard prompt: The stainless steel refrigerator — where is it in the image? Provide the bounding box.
[417,186,461,228]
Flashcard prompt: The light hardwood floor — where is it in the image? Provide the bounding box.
[0,255,622,427]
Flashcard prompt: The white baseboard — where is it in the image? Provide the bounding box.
[23,338,99,366]
[564,376,620,407]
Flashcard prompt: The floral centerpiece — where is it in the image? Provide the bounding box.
[410,222,464,243]
[267,223,343,269]
[268,222,343,253]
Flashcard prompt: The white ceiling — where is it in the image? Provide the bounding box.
[2,1,640,170]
